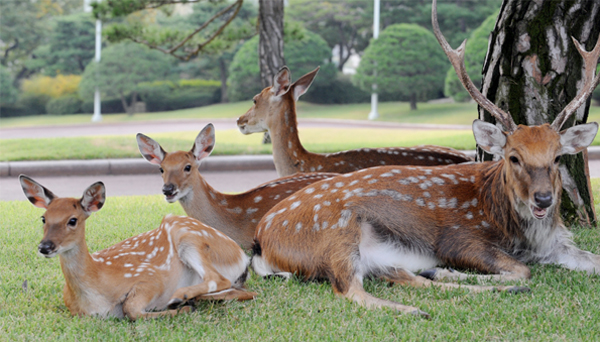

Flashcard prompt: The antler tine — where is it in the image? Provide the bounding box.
[551,35,600,131]
[431,0,517,132]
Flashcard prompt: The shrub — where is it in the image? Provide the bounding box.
[46,95,83,115]
[0,65,18,105]
[16,93,52,115]
[304,74,370,104]
[21,74,82,99]
[81,97,125,114]
[138,79,221,112]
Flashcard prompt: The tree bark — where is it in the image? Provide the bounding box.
[258,0,286,144]
[410,93,418,110]
[218,57,229,103]
[478,0,600,226]
[258,0,286,88]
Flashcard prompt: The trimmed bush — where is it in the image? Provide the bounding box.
[21,74,82,99]
[138,79,221,112]
[304,74,370,104]
[46,95,83,115]
[81,97,125,114]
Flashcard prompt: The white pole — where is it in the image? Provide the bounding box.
[368,0,380,120]
[91,18,102,122]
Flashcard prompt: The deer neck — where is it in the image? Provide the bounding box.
[58,236,99,300]
[177,173,231,226]
[268,104,311,176]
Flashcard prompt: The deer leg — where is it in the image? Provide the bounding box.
[542,231,600,275]
[167,267,234,309]
[195,288,258,301]
[122,284,191,320]
[384,268,529,294]
[423,233,532,283]
[340,276,430,318]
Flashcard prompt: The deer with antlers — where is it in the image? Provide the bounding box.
[20,175,256,319]
[236,66,472,177]
[137,123,338,249]
[248,0,600,317]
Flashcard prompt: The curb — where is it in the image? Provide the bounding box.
[0,155,276,178]
[1,147,598,178]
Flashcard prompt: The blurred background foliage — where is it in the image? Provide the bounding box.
[3,0,554,119]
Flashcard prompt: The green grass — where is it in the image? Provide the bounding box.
[2,182,600,341]
[2,100,599,128]
[0,128,479,162]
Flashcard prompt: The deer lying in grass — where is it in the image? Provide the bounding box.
[20,175,256,320]
[236,66,472,177]
[137,123,337,249]
[249,0,600,317]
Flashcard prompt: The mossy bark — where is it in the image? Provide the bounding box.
[478,0,600,227]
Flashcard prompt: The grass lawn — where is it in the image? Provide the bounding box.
[2,100,600,128]
[0,128,480,162]
[1,181,599,340]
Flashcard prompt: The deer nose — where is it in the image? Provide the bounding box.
[162,184,176,196]
[38,240,55,255]
[237,117,247,126]
[534,192,553,209]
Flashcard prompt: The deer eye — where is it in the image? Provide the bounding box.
[68,218,78,226]
[184,165,191,172]
[253,98,257,104]
[159,168,164,174]
[41,216,45,224]
[509,156,520,165]
[554,155,561,164]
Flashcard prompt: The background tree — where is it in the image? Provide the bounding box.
[94,0,244,61]
[32,13,96,76]
[353,23,447,110]
[444,11,498,102]
[0,65,18,105]
[258,0,286,88]
[287,0,371,71]
[478,0,600,226]
[78,42,174,115]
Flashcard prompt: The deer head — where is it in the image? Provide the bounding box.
[137,124,215,203]
[19,175,105,258]
[432,0,600,221]
[237,66,319,135]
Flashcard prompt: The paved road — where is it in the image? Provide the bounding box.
[0,118,471,140]
[3,161,599,202]
[1,169,280,201]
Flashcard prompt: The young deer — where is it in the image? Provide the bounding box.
[20,175,256,320]
[137,123,337,249]
[236,67,472,177]
[250,0,600,316]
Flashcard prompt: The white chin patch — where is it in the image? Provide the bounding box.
[530,205,548,220]
[39,251,58,258]
[165,191,180,203]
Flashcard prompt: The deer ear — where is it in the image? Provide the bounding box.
[81,182,105,213]
[272,66,291,97]
[191,123,215,164]
[559,122,598,155]
[137,133,166,165]
[472,120,507,156]
[19,175,56,209]
[291,66,319,101]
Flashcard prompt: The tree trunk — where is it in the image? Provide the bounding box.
[478,0,600,226]
[258,0,285,144]
[258,0,285,88]
[410,93,417,110]
[218,57,229,103]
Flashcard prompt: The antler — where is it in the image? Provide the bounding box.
[432,0,517,132]
[551,35,600,131]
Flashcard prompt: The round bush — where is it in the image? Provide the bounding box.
[46,95,83,115]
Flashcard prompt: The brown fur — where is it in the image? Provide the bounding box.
[237,67,472,177]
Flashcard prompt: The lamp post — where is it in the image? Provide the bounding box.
[85,0,102,122]
[367,0,380,120]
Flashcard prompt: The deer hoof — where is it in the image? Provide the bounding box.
[411,309,431,319]
[507,286,531,294]
[418,269,438,280]
[167,298,184,310]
